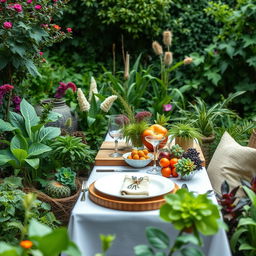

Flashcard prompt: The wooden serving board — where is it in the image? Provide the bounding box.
[89,182,179,211]
[94,141,205,166]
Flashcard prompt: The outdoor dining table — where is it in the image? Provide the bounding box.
[66,137,232,256]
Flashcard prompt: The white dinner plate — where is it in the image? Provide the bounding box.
[94,173,174,199]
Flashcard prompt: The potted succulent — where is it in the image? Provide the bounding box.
[169,123,202,151]
[174,157,197,180]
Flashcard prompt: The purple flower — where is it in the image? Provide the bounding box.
[0,0,7,3]
[12,96,22,112]
[115,114,130,126]
[163,104,172,112]
[54,82,77,98]
[13,4,22,12]
[135,111,152,122]
[27,0,33,3]
[3,21,12,29]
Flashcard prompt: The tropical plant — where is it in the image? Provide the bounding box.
[169,123,202,140]
[0,193,81,256]
[231,186,256,256]
[0,99,61,184]
[134,188,223,256]
[175,92,243,137]
[168,144,184,158]
[49,135,95,172]
[0,177,57,244]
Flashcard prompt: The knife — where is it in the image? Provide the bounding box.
[96,169,140,172]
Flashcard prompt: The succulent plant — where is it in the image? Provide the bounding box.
[55,167,76,190]
[175,158,196,176]
[45,180,71,198]
[169,144,184,158]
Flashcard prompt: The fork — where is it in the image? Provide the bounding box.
[81,180,88,201]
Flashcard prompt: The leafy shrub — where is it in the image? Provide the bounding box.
[0,177,57,244]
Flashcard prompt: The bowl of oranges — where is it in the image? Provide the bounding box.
[123,149,153,168]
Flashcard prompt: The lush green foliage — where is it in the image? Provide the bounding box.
[169,123,202,139]
[55,167,76,190]
[0,177,57,244]
[188,0,256,117]
[134,188,222,256]
[0,0,71,83]
[0,99,60,184]
[175,158,196,176]
[0,193,81,256]
[49,135,95,172]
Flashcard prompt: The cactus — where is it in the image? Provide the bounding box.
[55,167,76,190]
[169,144,184,158]
[45,180,71,198]
[175,158,196,176]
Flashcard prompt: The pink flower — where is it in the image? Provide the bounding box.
[13,4,22,12]
[0,84,14,104]
[0,0,7,3]
[54,82,77,98]
[66,82,77,92]
[163,104,172,112]
[53,0,58,2]
[115,114,130,126]
[34,4,42,10]
[135,111,152,122]
[27,0,33,3]
[66,27,72,33]
[39,51,43,56]
[3,21,12,29]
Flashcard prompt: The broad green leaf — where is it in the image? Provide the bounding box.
[36,227,69,256]
[28,143,52,157]
[62,241,81,256]
[37,127,60,142]
[230,228,247,251]
[176,234,200,245]
[20,99,39,138]
[10,134,28,151]
[146,227,169,249]
[29,219,52,237]
[179,247,204,256]
[25,158,39,169]
[239,243,256,251]
[0,120,16,132]
[134,245,154,256]
[9,111,26,135]
[0,150,16,165]
[243,186,256,206]
[11,149,28,163]
[24,59,41,77]
[0,242,19,256]
[238,217,256,227]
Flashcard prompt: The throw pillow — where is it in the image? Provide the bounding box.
[207,131,256,196]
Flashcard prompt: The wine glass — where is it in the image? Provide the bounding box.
[108,115,123,157]
[145,135,165,175]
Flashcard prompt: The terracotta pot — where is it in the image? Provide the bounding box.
[248,129,256,149]
[200,134,215,167]
[175,137,194,151]
[35,99,77,132]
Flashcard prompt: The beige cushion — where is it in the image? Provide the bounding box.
[207,131,256,195]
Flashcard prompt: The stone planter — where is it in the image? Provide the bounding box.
[175,137,194,151]
[35,99,77,132]
[200,135,215,167]
[180,171,196,181]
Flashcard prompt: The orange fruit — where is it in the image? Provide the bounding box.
[159,157,170,168]
[172,167,178,177]
[127,155,132,159]
[133,154,140,160]
[138,150,145,157]
[143,149,149,155]
[140,157,146,160]
[170,158,179,168]
[145,155,150,159]
[161,167,172,178]
[131,149,138,156]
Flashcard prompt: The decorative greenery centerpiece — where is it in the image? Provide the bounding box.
[169,122,202,150]
[175,158,196,180]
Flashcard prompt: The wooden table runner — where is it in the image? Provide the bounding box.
[94,140,205,166]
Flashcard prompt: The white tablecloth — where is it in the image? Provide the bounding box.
[67,164,231,256]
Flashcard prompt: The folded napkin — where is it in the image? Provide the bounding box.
[120,175,149,196]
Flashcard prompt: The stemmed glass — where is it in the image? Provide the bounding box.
[145,135,165,175]
[108,115,123,157]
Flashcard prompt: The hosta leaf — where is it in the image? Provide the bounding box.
[29,218,52,237]
[146,227,169,249]
[10,134,28,151]
[11,149,28,163]
[28,143,52,157]
[37,127,61,142]
[9,111,26,135]
[0,120,16,132]
[25,158,39,169]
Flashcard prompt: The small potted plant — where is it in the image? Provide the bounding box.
[174,157,197,180]
[169,144,185,159]
[169,122,202,150]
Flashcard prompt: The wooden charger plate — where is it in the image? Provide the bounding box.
[89,182,179,211]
